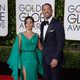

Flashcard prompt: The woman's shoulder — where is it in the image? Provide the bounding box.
[34,33,39,37]
[18,32,25,36]
[17,32,23,38]
[18,32,23,35]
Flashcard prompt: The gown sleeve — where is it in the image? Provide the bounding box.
[36,49,43,76]
[7,35,21,80]
[35,34,43,76]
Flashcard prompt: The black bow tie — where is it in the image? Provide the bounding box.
[43,21,49,25]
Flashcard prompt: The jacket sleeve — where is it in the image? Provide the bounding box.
[54,22,65,60]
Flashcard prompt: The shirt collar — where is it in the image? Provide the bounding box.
[47,16,53,24]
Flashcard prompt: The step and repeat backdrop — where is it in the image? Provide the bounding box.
[64,0,80,40]
[16,0,55,35]
[0,0,80,40]
[0,0,8,36]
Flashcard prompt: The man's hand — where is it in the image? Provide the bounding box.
[50,59,58,68]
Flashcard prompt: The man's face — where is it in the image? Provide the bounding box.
[42,4,53,20]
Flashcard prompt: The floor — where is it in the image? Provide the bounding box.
[0,61,80,80]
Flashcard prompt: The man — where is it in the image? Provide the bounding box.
[40,3,65,80]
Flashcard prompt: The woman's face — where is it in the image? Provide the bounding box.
[25,18,34,30]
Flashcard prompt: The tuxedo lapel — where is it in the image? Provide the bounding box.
[41,18,55,45]
[44,18,55,43]
[46,18,55,34]
[41,22,45,45]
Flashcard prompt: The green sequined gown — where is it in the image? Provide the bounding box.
[7,33,43,80]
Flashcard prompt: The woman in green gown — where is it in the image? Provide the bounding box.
[7,16,43,80]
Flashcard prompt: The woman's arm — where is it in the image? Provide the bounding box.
[38,38,43,50]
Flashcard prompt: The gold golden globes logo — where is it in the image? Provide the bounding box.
[19,4,44,29]
[67,5,80,31]
[0,5,5,28]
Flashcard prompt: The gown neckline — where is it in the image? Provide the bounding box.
[22,33,36,41]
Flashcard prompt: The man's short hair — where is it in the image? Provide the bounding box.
[42,3,52,9]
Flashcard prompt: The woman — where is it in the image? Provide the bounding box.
[7,16,43,80]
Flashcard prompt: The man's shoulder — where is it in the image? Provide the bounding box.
[52,18,63,26]
[52,17,60,23]
[40,21,44,25]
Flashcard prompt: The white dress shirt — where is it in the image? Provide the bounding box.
[43,16,53,40]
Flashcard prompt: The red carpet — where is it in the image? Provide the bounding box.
[0,62,43,80]
[0,75,13,80]
[0,75,42,80]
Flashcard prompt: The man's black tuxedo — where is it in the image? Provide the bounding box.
[40,17,65,65]
[40,17,65,80]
